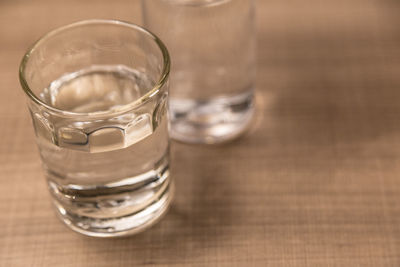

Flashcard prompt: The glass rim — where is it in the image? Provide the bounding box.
[19,19,170,118]
[163,0,231,7]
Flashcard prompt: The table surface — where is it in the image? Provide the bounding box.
[1,0,400,266]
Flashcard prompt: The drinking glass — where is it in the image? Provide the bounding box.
[19,20,173,237]
[142,0,256,144]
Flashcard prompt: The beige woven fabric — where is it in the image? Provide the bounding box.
[1,0,400,266]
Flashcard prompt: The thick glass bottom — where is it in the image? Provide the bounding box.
[52,181,173,238]
[170,91,254,144]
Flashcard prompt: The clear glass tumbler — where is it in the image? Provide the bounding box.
[142,0,256,144]
[19,20,173,237]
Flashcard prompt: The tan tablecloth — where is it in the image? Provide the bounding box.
[1,0,400,266]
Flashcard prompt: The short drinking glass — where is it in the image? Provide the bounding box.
[19,20,173,237]
[142,0,256,144]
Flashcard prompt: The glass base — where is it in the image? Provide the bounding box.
[53,182,174,238]
[170,91,254,144]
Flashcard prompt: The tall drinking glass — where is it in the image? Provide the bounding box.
[142,0,256,144]
[19,20,173,237]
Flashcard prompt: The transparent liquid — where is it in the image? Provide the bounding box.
[143,0,255,143]
[31,65,172,237]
